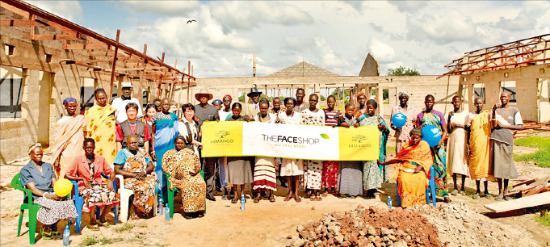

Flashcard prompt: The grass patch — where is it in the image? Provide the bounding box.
[79,236,100,246]
[114,222,135,233]
[514,136,550,167]
[130,234,146,243]
[535,212,550,226]
[100,237,124,245]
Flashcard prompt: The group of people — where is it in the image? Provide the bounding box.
[19,81,523,240]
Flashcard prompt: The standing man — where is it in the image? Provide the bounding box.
[111,82,143,123]
[390,91,417,153]
[243,87,262,120]
[194,89,219,201]
[294,88,309,112]
[491,91,523,201]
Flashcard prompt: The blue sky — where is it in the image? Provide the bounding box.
[26,1,550,78]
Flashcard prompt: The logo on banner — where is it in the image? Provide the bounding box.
[210,130,234,144]
[261,133,327,148]
[349,134,372,148]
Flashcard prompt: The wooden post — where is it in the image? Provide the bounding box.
[138,44,147,105]
[156,52,165,98]
[187,61,191,103]
[108,29,120,102]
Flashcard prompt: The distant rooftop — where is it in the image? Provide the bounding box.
[268,61,339,77]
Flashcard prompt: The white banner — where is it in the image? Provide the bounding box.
[242,122,339,160]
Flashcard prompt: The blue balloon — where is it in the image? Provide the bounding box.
[422,124,442,147]
[392,113,407,128]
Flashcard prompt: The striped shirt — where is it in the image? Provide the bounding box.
[324,109,342,126]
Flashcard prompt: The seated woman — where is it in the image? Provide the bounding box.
[378,128,433,207]
[20,144,78,240]
[65,138,118,231]
[113,135,157,219]
[162,136,206,219]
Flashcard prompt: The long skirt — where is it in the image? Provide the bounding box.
[124,176,157,215]
[81,184,119,213]
[447,128,469,176]
[219,157,229,187]
[492,140,518,179]
[227,157,253,185]
[397,169,428,208]
[338,161,363,196]
[34,197,78,225]
[304,160,322,190]
[322,161,339,188]
[432,146,449,197]
[363,161,382,191]
[253,157,277,191]
[280,159,303,176]
[175,176,206,213]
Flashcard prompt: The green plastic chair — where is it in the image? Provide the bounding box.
[164,170,206,219]
[11,173,41,245]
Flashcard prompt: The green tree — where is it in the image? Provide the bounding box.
[387,66,420,76]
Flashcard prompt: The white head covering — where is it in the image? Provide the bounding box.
[398,91,409,97]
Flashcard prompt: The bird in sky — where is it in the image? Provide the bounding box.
[187,20,196,24]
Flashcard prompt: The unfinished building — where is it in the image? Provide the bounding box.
[0,0,196,163]
[442,34,550,123]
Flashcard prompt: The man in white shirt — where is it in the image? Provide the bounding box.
[111,81,143,123]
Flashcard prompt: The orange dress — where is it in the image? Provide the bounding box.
[394,141,433,207]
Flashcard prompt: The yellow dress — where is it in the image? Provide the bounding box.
[85,104,117,164]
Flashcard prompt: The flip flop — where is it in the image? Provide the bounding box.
[316,196,323,201]
[451,189,458,196]
[459,191,467,196]
[89,224,100,231]
[472,193,480,199]
[41,229,52,240]
[322,191,329,197]
[295,196,302,203]
[98,221,110,228]
[231,198,238,204]
[51,230,62,240]
[269,195,276,203]
[253,197,260,203]
[495,195,503,201]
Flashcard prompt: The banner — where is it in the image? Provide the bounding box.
[201,121,380,161]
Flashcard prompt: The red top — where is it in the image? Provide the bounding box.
[66,154,114,193]
[115,121,152,142]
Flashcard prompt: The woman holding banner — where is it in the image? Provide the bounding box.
[301,94,325,201]
[226,103,253,204]
[338,103,363,197]
[358,99,390,198]
[252,100,278,203]
[276,97,303,202]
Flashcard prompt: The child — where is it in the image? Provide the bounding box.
[322,95,341,196]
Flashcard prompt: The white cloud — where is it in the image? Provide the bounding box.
[407,10,477,45]
[26,0,82,21]
[209,1,313,32]
[123,0,200,16]
[368,39,396,63]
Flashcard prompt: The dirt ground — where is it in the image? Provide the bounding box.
[1,132,549,246]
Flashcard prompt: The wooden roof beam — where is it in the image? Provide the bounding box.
[0,19,45,27]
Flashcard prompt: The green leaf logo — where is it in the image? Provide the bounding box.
[320,133,330,139]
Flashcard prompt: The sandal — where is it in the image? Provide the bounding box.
[295,196,302,203]
[41,229,52,240]
[451,189,458,196]
[459,191,467,196]
[253,197,260,203]
[52,230,62,239]
[309,195,316,201]
[129,214,140,220]
[495,195,503,201]
[472,193,480,199]
[89,224,100,231]
[269,195,276,203]
[482,194,493,200]
[231,198,238,204]
[98,221,110,228]
[316,196,323,201]
[322,191,329,197]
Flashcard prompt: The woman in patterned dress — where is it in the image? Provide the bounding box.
[358,99,390,198]
[300,94,325,201]
[162,136,206,219]
[277,97,303,202]
[114,135,157,219]
[85,88,117,164]
[252,100,278,203]
[20,144,78,240]
[417,94,450,203]
[322,95,341,197]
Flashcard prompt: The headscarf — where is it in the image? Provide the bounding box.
[63,97,77,105]
[212,99,222,105]
[223,95,232,101]
[28,143,42,154]
[398,91,410,97]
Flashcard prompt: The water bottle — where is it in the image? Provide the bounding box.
[240,194,245,211]
[159,197,164,215]
[165,206,170,221]
[62,224,70,246]
[387,196,392,209]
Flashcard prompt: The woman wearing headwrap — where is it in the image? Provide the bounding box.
[354,91,368,119]
[390,91,418,153]
[51,97,86,178]
[85,88,117,164]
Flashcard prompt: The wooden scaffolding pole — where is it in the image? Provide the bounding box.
[108,29,120,102]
